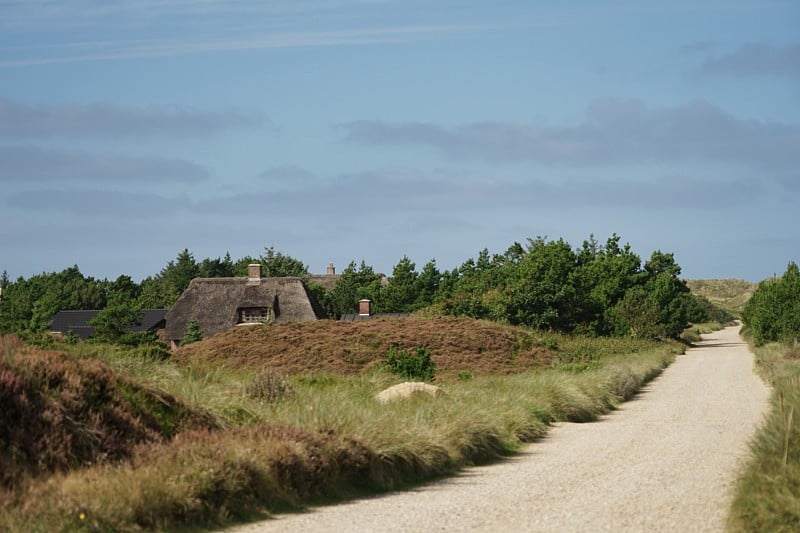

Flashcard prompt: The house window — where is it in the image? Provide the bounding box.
[238,307,270,324]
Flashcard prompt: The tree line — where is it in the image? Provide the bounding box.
[0,235,725,342]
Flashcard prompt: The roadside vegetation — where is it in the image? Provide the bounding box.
[1,318,683,532]
[729,262,800,532]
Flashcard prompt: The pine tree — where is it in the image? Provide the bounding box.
[181,317,203,345]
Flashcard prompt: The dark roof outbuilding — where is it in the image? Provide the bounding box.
[50,309,167,339]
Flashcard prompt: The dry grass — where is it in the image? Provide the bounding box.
[0,317,683,531]
[728,340,800,532]
[172,316,553,378]
[686,278,756,316]
[0,335,214,491]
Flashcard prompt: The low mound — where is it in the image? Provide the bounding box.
[0,335,216,490]
[174,316,552,377]
[686,278,756,315]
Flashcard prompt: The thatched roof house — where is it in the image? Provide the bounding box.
[164,265,326,347]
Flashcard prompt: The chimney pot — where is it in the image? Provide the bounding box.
[358,299,372,316]
[248,263,262,279]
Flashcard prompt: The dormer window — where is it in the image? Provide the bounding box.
[238,307,270,324]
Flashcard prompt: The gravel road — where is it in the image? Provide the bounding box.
[230,325,770,532]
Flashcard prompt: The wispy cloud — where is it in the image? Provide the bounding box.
[6,188,192,217]
[337,99,800,171]
[0,24,491,67]
[0,97,266,137]
[0,145,209,183]
[193,168,762,219]
[697,42,800,78]
[258,165,318,186]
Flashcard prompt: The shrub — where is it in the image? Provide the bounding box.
[742,262,800,346]
[385,345,436,382]
[181,318,203,346]
[246,370,294,403]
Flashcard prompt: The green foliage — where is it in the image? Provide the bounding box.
[606,253,694,340]
[385,345,436,382]
[181,318,203,346]
[89,303,147,345]
[0,235,693,341]
[433,235,692,339]
[0,266,107,334]
[259,246,309,277]
[198,253,235,278]
[685,294,735,325]
[325,261,382,318]
[376,256,419,313]
[742,262,800,346]
[233,247,309,278]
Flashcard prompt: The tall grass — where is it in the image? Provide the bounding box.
[728,342,800,532]
[1,337,681,532]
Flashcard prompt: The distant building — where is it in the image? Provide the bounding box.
[163,264,326,349]
[50,309,167,339]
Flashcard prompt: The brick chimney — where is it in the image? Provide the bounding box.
[327,262,336,275]
[359,299,372,316]
[247,263,262,280]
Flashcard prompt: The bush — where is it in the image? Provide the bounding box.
[742,262,800,346]
[181,318,203,346]
[246,370,294,403]
[385,345,436,382]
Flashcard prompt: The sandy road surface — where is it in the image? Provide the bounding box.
[229,325,770,532]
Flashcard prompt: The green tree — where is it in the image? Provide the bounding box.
[505,237,583,330]
[608,251,692,339]
[260,246,309,277]
[326,260,381,318]
[89,302,144,345]
[181,317,203,345]
[742,262,800,345]
[198,253,235,278]
[137,249,199,308]
[574,234,645,333]
[378,256,419,313]
[414,259,442,309]
[5,266,107,332]
[107,275,140,304]
[610,286,664,339]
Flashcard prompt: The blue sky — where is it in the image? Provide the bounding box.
[1,0,798,282]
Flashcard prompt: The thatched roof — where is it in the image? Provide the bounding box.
[305,274,341,291]
[164,277,325,341]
